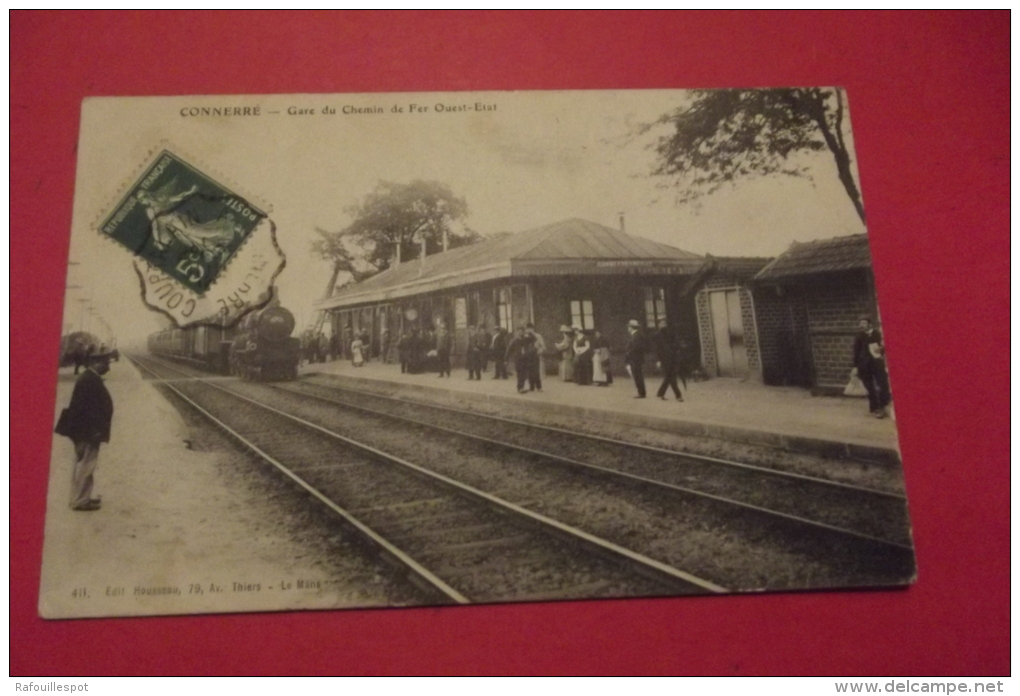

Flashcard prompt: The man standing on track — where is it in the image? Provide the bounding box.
[55,354,114,511]
[624,319,649,399]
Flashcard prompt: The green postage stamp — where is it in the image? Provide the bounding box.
[101,151,266,295]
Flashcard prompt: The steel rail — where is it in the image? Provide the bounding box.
[130,356,470,604]
[304,376,905,500]
[278,381,913,552]
[134,355,727,595]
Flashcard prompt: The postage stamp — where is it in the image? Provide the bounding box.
[100,150,266,295]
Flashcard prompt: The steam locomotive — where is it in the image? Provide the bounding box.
[148,304,300,381]
[229,305,300,380]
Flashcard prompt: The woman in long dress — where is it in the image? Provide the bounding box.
[555,325,575,382]
[572,328,593,385]
[351,337,365,367]
[592,329,609,386]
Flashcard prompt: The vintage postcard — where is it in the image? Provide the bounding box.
[41,90,914,618]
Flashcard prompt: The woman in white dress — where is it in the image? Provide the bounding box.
[592,329,610,386]
[351,337,365,367]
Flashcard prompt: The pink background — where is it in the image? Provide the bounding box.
[11,11,1009,675]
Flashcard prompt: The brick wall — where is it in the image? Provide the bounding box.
[741,287,761,378]
[804,275,872,388]
[752,287,793,384]
[754,271,874,389]
[695,290,715,375]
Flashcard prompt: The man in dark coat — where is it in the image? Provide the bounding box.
[653,319,683,402]
[55,356,113,511]
[624,319,649,398]
[397,331,411,374]
[852,316,891,418]
[490,326,509,380]
[505,327,537,393]
[434,324,452,377]
[466,325,488,380]
[359,329,371,363]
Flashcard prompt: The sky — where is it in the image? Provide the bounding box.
[63,90,866,347]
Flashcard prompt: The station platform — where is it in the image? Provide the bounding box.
[39,361,402,618]
[300,357,901,464]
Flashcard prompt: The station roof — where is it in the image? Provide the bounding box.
[754,234,872,281]
[707,256,772,280]
[317,218,703,309]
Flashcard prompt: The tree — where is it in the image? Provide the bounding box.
[310,226,369,298]
[647,88,865,222]
[313,180,478,294]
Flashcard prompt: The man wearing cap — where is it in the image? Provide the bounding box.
[55,354,114,511]
[852,316,891,418]
[624,319,649,398]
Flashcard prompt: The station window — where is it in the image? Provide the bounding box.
[644,286,666,328]
[467,292,479,327]
[570,300,594,330]
[497,288,512,330]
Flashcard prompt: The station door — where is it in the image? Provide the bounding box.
[708,289,750,378]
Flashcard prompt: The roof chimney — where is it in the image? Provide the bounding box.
[618,212,625,234]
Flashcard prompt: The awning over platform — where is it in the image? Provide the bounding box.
[316,218,704,310]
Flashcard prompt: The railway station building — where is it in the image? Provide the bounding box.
[315,221,878,392]
[315,218,707,371]
[751,233,879,394]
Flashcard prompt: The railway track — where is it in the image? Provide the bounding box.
[131,355,724,603]
[284,377,913,547]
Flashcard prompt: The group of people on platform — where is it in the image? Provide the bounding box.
[302,326,396,368]
[380,318,695,402]
[554,324,613,387]
[305,314,890,419]
[300,331,333,365]
[392,322,543,393]
[302,317,696,403]
[393,325,454,376]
